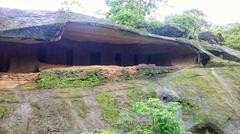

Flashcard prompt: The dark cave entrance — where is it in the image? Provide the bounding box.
[191,123,224,134]
[0,40,198,73]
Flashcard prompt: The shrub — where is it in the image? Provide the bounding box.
[37,70,104,89]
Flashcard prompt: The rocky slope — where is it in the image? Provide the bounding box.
[0,64,239,134]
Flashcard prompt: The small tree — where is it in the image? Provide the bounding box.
[105,0,164,28]
[164,9,210,38]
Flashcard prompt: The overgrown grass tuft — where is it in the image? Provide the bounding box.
[0,104,9,119]
[134,68,171,79]
[70,98,87,117]
[36,70,104,89]
[96,93,119,125]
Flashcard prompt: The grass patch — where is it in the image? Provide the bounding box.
[37,70,104,89]
[127,86,143,105]
[134,68,173,79]
[160,66,240,131]
[12,123,27,134]
[18,82,36,90]
[0,91,17,103]
[179,99,199,115]
[96,93,119,125]
[70,98,87,117]
[207,57,240,67]
[0,104,9,119]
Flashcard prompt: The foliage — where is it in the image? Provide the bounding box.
[132,98,182,134]
[96,93,119,125]
[105,0,164,28]
[215,24,240,50]
[127,86,143,104]
[106,0,146,28]
[134,68,172,79]
[179,100,199,115]
[36,70,104,89]
[138,19,163,31]
[165,9,209,38]
[114,98,184,134]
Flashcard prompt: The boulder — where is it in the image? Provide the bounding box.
[198,32,220,44]
[156,86,180,102]
[149,25,187,38]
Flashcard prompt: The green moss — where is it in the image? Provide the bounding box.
[207,57,240,67]
[0,105,9,119]
[37,70,104,89]
[161,66,240,130]
[96,93,119,125]
[179,99,199,115]
[70,98,87,117]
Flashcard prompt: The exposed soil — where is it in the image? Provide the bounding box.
[0,79,152,133]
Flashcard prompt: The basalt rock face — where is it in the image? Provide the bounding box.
[149,25,187,38]
[198,32,222,44]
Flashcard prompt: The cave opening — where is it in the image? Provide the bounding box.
[0,39,198,73]
[191,123,224,134]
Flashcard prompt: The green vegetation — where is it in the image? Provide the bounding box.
[134,68,172,79]
[212,24,240,50]
[179,99,199,115]
[207,57,240,67]
[13,123,28,134]
[127,86,143,104]
[164,9,209,38]
[120,68,174,81]
[0,104,9,119]
[96,92,119,125]
[18,82,36,90]
[106,0,146,28]
[0,91,17,103]
[105,0,164,28]
[115,98,182,134]
[0,91,17,119]
[70,98,87,117]
[161,66,240,132]
[133,98,182,134]
[37,70,104,89]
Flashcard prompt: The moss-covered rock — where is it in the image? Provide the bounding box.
[160,66,240,134]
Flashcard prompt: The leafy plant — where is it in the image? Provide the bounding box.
[37,70,104,89]
[132,98,182,134]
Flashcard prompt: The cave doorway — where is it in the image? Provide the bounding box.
[90,52,101,65]
[191,123,224,134]
[66,49,74,66]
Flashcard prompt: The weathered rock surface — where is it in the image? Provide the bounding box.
[149,25,187,38]
[198,32,220,44]
[156,86,180,102]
